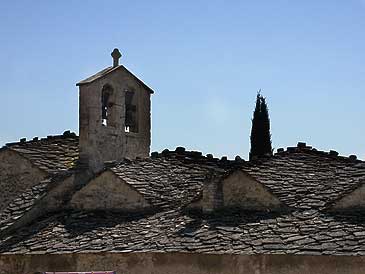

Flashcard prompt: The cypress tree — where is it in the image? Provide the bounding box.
[250,93,262,159]
[260,96,272,155]
[249,91,272,160]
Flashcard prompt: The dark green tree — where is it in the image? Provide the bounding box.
[249,91,272,160]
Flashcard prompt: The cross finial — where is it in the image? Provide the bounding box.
[111,48,122,67]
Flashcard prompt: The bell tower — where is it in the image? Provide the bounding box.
[76,49,153,172]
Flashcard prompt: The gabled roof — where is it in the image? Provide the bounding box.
[241,144,365,210]
[109,152,232,209]
[2,144,365,256]
[70,170,152,211]
[76,65,154,94]
[220,170,286,211]
[2,132,79,173]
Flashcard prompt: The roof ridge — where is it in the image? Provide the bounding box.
[150,147,246,166]
[4,130,78,148]
[76,65,154,93]
[275,142,363,163]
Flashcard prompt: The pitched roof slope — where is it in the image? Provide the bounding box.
[2,145,365,256]
[0,179,50,233]
[109,151,236,209]
[76,65,154,94]
[242,145,365,210]
[2,208,365,256]
[3,132,79,173]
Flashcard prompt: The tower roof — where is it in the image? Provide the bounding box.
[76,64,154,94]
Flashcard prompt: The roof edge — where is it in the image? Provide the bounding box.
[76,65,154,94]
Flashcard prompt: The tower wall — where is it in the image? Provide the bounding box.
[78,67,151,172]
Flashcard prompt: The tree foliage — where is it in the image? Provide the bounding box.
[250,91,272,160]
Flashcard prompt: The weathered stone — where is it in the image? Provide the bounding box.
[70,170,151,211]
[2,50,365,274]
[0,149,47,212]
[77,57,153,173]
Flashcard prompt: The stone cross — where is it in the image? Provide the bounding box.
[111,48,122,67]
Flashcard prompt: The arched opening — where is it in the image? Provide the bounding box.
[101,84,113,126]
[125,88,138,133]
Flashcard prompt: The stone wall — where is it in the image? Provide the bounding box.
[191,170,284,212]
[222,170,283,210]
[0,149,47,212]
[78,67,151,173]
[201,175,223,213]
[70,171,150,211]
[1,252,365,274]
[331,183,365,210]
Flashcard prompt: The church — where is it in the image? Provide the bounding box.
[1,49,365,274]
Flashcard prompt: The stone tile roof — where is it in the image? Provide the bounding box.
[1,144,365,256]
[241,145,365,210]
[0,171,75,239]
[141,145,365,211]
[76,66,115,85]
[0,180,50,233]
[3,132,79,173]
[76,65,154,94]
[2,208,365,256]
[109,150,238,209]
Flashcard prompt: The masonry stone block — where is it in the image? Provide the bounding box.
[0,150,47,212]
[78,66,152,173]
[70,170,151,211]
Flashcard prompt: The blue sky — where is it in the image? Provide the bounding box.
[1,0,365,159]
